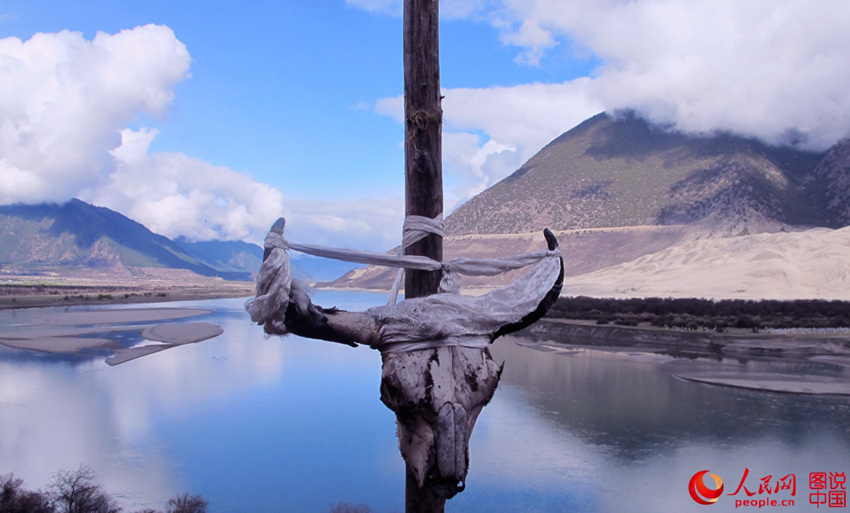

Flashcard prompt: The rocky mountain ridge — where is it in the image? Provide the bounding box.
[330,111,850,296]
[0,199,262,281]
[446,111,828,235]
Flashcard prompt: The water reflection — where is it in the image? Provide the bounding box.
[479,337,850,512]
[0,299,287,509]
[0,296,403,512]
[1,294,849,513]
[491,340,850,458]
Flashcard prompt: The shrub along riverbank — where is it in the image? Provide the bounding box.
[547,297,850,332]
[0,466,208,513]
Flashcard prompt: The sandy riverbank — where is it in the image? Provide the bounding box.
[512,318,850,395]
[517,318,850,357]
[0,269,244,363]
[0,278,254,310]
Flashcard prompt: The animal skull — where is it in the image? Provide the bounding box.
[380,345,502,498]
[246,218,563,502]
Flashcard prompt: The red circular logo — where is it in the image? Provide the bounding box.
[689,470,725,505]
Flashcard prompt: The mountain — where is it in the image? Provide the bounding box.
[174,237,263,280]
[446,111,826,235]
[807,136,850,226]
[0,199,259,281]
[329,111,850,296]
[289,254,365,283]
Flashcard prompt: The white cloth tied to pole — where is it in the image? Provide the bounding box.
[403,214,443,249]
[261,230,556,293]
[367,247,561,352]
[268,232,441,271]
[245,218,562,353]
[387,214,446,303]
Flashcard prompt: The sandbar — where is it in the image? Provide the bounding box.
[141,322,224,344]
[0,336,114,353]
[0,307,224,365]
[106,344,178,366]
[29,307,214,326]
[675,372,850,395]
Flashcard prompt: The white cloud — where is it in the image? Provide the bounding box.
[492,0,850,149]
[498,17,556,66]
[97,127,399,249]
[443,80,601,155]
[283,196,405,252]
[0,25,190,204]
[0,25,291,244]
[367,0,850,207]
[88,128,286,244]
[443,132,516,202]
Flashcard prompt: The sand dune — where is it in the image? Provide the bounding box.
[561,226,850,299]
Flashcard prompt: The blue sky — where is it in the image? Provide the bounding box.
[1,0,849,250]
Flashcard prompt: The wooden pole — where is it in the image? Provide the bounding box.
[248,5,560,511]
[403,0,445,511]
[404,0,443,299]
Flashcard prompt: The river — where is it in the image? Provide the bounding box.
[1,291,849,512]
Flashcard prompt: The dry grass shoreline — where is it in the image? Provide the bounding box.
[0,278,254,310]
[0,270,251,364]
[517,318,850,357]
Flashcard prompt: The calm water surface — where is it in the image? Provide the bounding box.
[1,291,849,513]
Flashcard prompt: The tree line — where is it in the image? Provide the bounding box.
[547,296,850,332]
[0,465,207,513]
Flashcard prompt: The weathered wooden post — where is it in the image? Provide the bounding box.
[403,0,442,298]
[245,1,564,511]
[397,0,448,510]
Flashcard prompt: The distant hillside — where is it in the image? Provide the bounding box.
[807,136,850,226]
[175,237,263,280]
[290,254,365,283]
[561,226,850,300]
[329,111,850,294]
[446,111,827,235]
[0,199,257,280]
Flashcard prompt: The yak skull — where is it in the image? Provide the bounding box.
[380,345,502,498]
